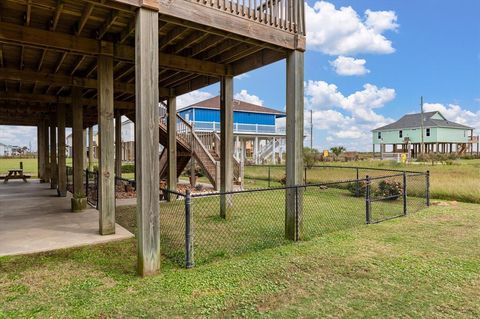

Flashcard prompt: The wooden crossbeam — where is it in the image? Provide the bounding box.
[0,92,135,109]
[24,0,32,26]
[50,0,64,32]
[37,49,47,71]
[119,18,135,44]
[76,3,95,36]
[0,22,231,76]
[70,55,86,75]
[54,52,68,74]
[96,10,120,39]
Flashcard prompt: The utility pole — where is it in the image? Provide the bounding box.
[420,96,425,155]
[310,109,313,149]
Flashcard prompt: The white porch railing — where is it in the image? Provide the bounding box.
[191,121,285,134]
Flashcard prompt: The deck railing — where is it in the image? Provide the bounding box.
[191,0,305,35]
[192,121,285,134]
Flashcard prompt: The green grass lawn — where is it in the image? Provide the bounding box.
[116,185,425,266]
[1,202,479,318]
[244,159,480,204]
[2,158,478,204]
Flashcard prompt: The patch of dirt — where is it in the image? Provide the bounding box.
[431,201,458,207]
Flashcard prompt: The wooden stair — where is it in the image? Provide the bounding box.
[126,105,242,189]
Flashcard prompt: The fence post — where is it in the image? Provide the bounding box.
[403,171,407,216]
[365,175,371,224]
[295,186,299,241]
[355,167,360,197]
[426,170,430,207]
[185,190,194,268]
[268,166,271,188]
[85,169,89,201]
[304,167,307,184]
[96,171,99,209]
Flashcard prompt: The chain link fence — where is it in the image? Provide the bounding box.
[156,170,429,268]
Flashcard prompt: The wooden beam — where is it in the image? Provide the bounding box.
[24,0,32,26]
[76,3,94,36]
[119,18,136,43]
[72,87,85,204]
[37,49,47,71]
[0,92,135,109]
[135,7,160,276]
[115,112,122,177]
[70,55,86,75]
[49,113,58,189]
[38,121,46,182]
[285,50,304,241]
[0,23,230,76]
[98,55,116,235]
[57,104,67,196]
[158,4,298,51]
[166,96,177,196]
[50,0,64,32]
[0,68,156,95]
[220,76,233,218]
[43,118,51,183]
[54,51,68,73]
[97,10,120,40]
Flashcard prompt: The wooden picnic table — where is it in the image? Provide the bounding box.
[2,169,31,183]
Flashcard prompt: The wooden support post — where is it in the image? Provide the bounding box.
[272,137,276,164]
[43,121,50,183]
[57,104,67,197]
[220,75,234,219]
[97,54,116,235]
[136,7,160,277]
[254,136,259,164]
[88,126,94,171]
[50,113,57,189]
[285,50,304,241]
[38,122,46,182]
[71,87,87,211]
[167,95,177,196]
[115,113,122,178]
[83,129,88,170]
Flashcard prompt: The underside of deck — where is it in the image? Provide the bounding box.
[0,0,304,127]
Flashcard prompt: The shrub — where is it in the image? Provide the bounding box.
[346,180,367,197]
[375,179,402,200]
[121,163,135,173]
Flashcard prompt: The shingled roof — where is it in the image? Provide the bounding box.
[373,111,473,131]
[181,96,286,117]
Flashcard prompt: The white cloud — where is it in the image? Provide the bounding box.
[423,103,480,130]
[365,9,399,33]
[234,90,264,105]
[235,73,250,80]
[305,1,398,55]
[329,56,370,76]
[176,90,213,109]
[305,80,395,123]
[0,126,37,150]
[304,80,396,150]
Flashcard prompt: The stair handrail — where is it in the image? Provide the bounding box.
[212,132,242,180]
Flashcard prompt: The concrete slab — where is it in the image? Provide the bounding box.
[0,180,133,257]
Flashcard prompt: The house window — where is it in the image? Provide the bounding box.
[399,130,403,138]
[378,132,382,139]
[426,128,430,137]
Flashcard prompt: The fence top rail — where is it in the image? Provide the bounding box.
[245,164,426,175]
[160,188,187,197]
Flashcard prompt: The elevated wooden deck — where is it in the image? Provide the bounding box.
[0,0,305,127]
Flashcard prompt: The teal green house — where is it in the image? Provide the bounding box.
[372,111,478,159]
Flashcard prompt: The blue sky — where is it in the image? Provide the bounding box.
[1,0,479,151]
[182,0,480,150]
